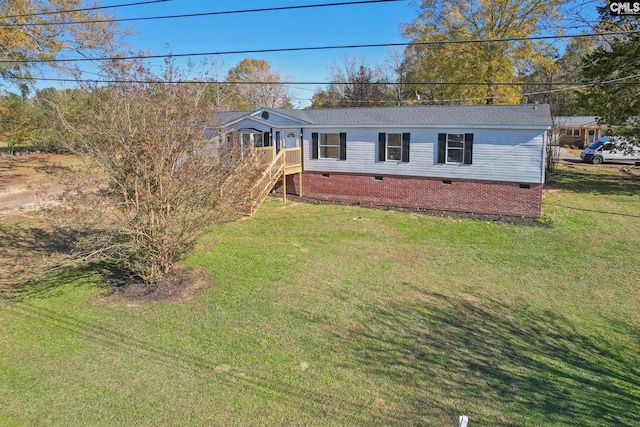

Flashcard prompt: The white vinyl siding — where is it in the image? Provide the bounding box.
[303,127,546,183]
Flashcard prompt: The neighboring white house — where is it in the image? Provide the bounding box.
[217,104,552,218]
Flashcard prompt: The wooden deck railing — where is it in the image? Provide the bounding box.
[226,146,302,216]
[255,146,275,164]
[250,154,281,215]
[283,147,302,174]
[218,146,302,216]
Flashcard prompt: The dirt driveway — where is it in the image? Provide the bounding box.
[0,153,69,217]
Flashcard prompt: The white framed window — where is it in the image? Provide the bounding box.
[437,133,473,165]
[446,133,465,163]
[565,129,580,137]
[378,132,410,162]
[241,133,252,148]
[311,132,346,160]
[320,133,340,159]
[386,133,402,160]
[238,130,265,148]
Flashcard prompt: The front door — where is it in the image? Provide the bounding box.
[283,130,299,149]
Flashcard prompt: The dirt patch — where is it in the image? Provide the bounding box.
[0,182,65,215]
[1,154,210,305]
[102,266,209,305]
[620,166,640,177]
[0,153,71,217]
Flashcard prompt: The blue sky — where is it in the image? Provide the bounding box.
[99,0,418,107]
[34,0,601,107]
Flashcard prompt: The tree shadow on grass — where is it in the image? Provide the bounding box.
[1,297,392,425]
[0,223,109,301]
[0,222,211,304]
[546,166,640,196]
[334,291,640,426]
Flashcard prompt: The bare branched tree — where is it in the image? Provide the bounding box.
[48,59,265,287]
[546,118,561,175]
[309,56,387,108]
[225,58,292,110]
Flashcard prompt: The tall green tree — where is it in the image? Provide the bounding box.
[32,86,97,151]
[578,10,640,140]
[525,36,596,115]
[0,93,41,153]
[309,85,342,109]
[403,0,563,104]
[0,0,123,88]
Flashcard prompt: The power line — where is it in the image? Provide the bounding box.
[22,73,639,106]
[23,76,640,86]
[2,30,637,64]
[26,73,639,107]
[2,0,174,19]
[288,74,640,105]
[0,0,406,27]
[417,74,640,105]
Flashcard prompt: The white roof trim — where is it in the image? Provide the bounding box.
[300,124,551,131]
[223,110,309,128]
[223,115,275,128]
[250,108,310,125]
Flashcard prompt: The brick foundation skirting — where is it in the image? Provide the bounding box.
[276,172,543,218]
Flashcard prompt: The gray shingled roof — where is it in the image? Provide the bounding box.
[553,116,603,127]
[216,111,249,123]
[218,104,551,127]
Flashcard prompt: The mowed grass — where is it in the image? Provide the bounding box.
[1,162,639,426]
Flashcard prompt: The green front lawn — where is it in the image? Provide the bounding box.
[1,162,639,426]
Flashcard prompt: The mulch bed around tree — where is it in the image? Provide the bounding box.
[103,266,208,305]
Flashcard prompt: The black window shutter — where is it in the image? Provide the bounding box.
[311,133,318,159]
[437,133,446,163]
[402,133,410,163]
[339,132,347,160]
[378,133,386,162]
[264,132,270,147]
[464,133,473,164]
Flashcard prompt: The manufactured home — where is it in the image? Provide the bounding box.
[217,104,551,218]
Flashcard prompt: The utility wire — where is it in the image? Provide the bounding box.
[0,0,406,27]
[287,75,640,105]
[24,73,639,106]
[2,30,638,64]
[25,74,639,107]
[22,76,640,86]
[2,0,174,19]
[413,75,640,105]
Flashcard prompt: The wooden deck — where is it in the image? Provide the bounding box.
[250,146,302,215]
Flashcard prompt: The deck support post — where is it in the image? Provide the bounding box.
[282,174,287,203]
